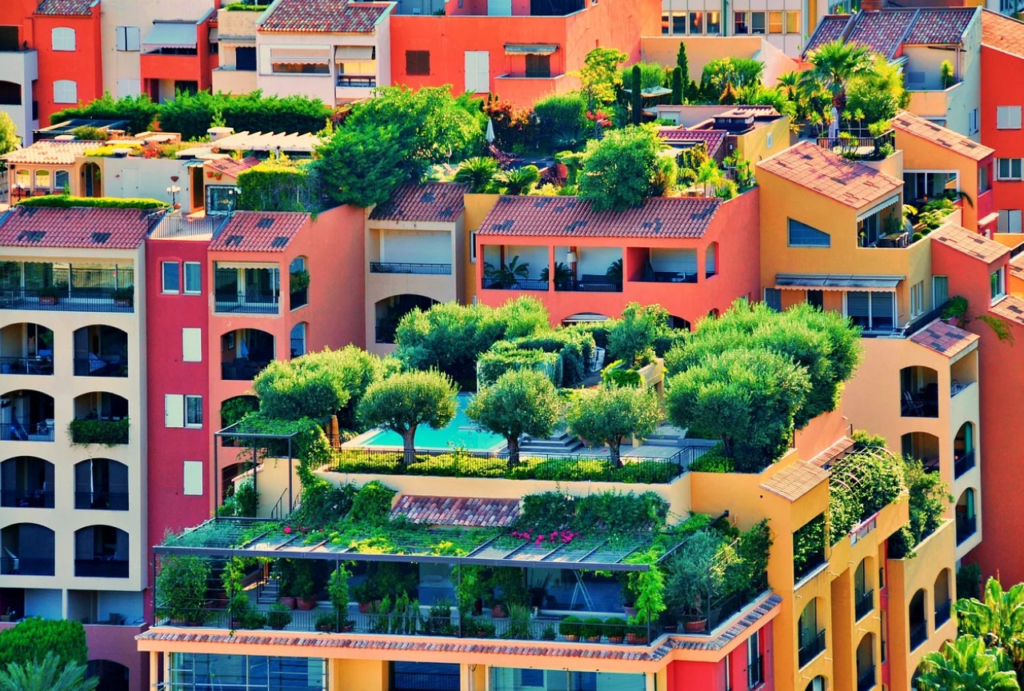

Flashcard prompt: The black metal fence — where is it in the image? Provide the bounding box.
[370,263,452,275]
[222,360,271,381]
[956,514,977,544]
[855,589,874,621]
[75,559,129,578]
[910,620,928,650]
[0,489,54,508]
[0,288,134,313]
[857,666,876,691]
[214,294,279,314]
[935,599,952,628]
[73,357,128,377]
[0,357,52,375]
[75,490,129,511]
[0,557,54,576]
[798,630,826,668]
[0,422,54,442]
[954,450,975,478]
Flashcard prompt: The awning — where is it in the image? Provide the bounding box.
[142,22,198,51]
[562,313,610,323]
[775,273,903,291]
[335,46,374,60]
[208,27,219,43]
[505,43,558,55]
[856,194,901,222]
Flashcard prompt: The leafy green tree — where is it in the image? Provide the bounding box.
[676,43,690,96]
[695,159,724,197]
[699,58,764,101]
[0,619,87,668]
[917,636,1019,691]
[887,457,952,558]
[51,91,158,133]
[156,90,331,140]
[956,578,1024,679]
[357,370,458,465]
[805,39,873,111]
[607,303,668,366]
[496,165,540,195]
[495,295,550,339]
[466,369,561,466]
[630,65,643,125]
[566,385,663,466]
[315,123,409,208]
[395,303,505,387]
[577,47,628,105]
[846,55,906,124]
[533,93,591,151]
[579,125,676,212]
[666,348,810,472]
[0,652,97,691]
[154,555,211,625]
[670,68,683,106]
[453,156,498,193]
[0,112,18,157]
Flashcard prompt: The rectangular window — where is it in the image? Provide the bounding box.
[706,10,721,34]
[764,288,782,311]
[751,12,766,34]
[184,261,201,294]
[164,394,184,428]
[969,108,980,135]
[992,268,1006,302]
[116,26,140,51]
[673,13,687,34]
[525,54,551,78]
[263,46,330,75]
[734,11,750,34]
[406,50,430,76]
[689,11,703,34]
[998,158,1023,180]
[182,328,202,363]
[183,461,203,496]
[999,209,1023,233]
[116,78,141,98]
[786,10,800,34]
[236,46,256,71]
[185,395,203,428]
[661,13,670,33]
[51,27,75,51]
[162,262,180,293]
[788,218,831,247]
[53,80,77,104]
[747,630,762,688]
[807,290,824,310]
[933,276,949,309]
[997,105,1022,130]
[768,11,783,33]
[470,231,478,263]
[464,50,489,93]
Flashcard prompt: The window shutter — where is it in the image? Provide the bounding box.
[182,328,202,362]
[465,51,488,93]
[1011,210,1023,233]
[127,26,140,51]
[788,219,831,247]
[871,292,895,329]
[183,461,203,496]
[764,288,782,311]
[165,394,184,428]
[116,26,126,51]
[53,80,77,104]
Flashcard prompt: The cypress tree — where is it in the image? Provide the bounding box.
[630,65,643,125]
[670,67,683,106]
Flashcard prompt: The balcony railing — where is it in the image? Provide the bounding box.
[370,262,452,275]
[633,273,698,284]
[75,559,129,578]
[817,130,895,161]
[0,489,54,508]
[73,356,128,377]
[337,75,376,88]
[855,589,874,621]
[747,654,764,688]
[0,556,55,576]
[74,490,129,511]
[863,301,950,340]
[556,280,622,293]
[901,392,939,418]
[956,514,977,544]
[0,421,54,442]
[214,294,279,314]
[935,599,952,628]
[0,357,53,375]
[910,620,928,650]
[222,360,271,381]
[954,450,975,478]
[483,279,549,291]
[798,629,826,668]
[0,288,134,313]
[857,666,876,691]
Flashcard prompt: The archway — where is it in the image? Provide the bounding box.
[956,488,977,544]
[86,660,129,691]
[0,523,54,575]
[0,389,55,441]
[0,323,54,375]
[910,589,928,650]
[74,526,129,578]
[798,599,824,668]
[900,366,939,417]
[0,456,54,508]
[855,558,873,621]
[73,325,129,377]
[953,422,975,477]
[74,459,129,510]
[82,162,102,197]
[934,569,951,627]
[374,295,437,344]
[855,633,875,690]
[221,329,274,380]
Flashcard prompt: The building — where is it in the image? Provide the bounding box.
[211,6,262,95]
[652,105,792,165]
[0,203,157,689]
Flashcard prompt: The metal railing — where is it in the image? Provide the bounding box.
[956,514,977,544]
[910,620,928,650]
[0,421,54,442]
[798,630,826,668]
[747,654,764,688]
[74,490,129,511]
[370,262,452,275]
[0,357,53,375]
[817,129,895,161]
[214,294,279,314]
[75,559,129,578]
[855,589,874,621]
[0,556,54,576]
[221,360,271,381]
[863,301,949,340]
[482,279,550,291]
[857,666,876,691]
[73,356,128,377]
[556,281,622,293]
[633,274,698,284]
[289,288,308,310]
[337,76,376,87]
[954,450,975,478]
[0,489,54,508]
[0,288,134,313]
[150,214,225,239]
[935,599,952,628]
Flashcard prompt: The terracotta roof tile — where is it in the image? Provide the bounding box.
[1,140,102,165]
[477,196,722,239]
[905,8,977,44]
[909,319,979,358]
[369,182,468,223]
[805,9,975,58]
[760,463,829,501]
[930,224,1010,264]
[34,0,96,15]
[260,0,390,33]
[892,111,993,161]
[1010,252,1024,281]
[982,9,1024,57]
[809,437,856,469]
[206,157,260,178]
[991,295,1024,328]
[808,15,854,53]
[0,206,157,249]
[659,129,727,159]
[757,141,903,208]
[390,496,520,528]
[847,10,917,58]
[210,211,308,252]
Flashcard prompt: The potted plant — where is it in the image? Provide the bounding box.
[582,617,604,643]
[626,616,649,645]
[559,615,582,642]
[277,561,297,610]
[661,612,678,634]
[604,617,626,644]
[292,560,317,611]
[37,284,65,306]
[267,603,293,630]
[315,613,337,633]
[665,532,722,634]
[491,602,507,619]
[541,624,557,641]
[156,554,210,626]
[353,581,374,613]
[113,286,134,306]
[328,565,351,631]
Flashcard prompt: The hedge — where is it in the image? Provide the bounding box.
[224,1,270,9]
[158,90,332,140]
[51,92,159,134]
[68,418,130,446]
[477,345,561,388]
[236,160,322,212]
[512,330,595,388]
[0,618,87,667]
[17,195,167,210]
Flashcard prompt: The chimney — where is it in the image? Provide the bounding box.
[859,0,883,12]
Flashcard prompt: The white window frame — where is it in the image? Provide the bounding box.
[182,328,202,362]
[185,395,203,428]
[116,26,140,52]
[843,290,897,332]
[997,105,1022,130]
[162,261,180,294]
[470,231,477,263]
[997,158,1023,181]
[51,27,76,51]
[184,261,202,294]
[183,461,203,496]
[53,79,77,104]
[999,209,1023,233]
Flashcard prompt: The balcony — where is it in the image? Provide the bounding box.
[73,325,129,377]
[214,264,280,315]
[214,293,279,314]
[0,390,54,442]
[747,654,764,688]
[0,357,52,375]
[0,523,54,576]
[910,620,928,650]
[857,667,876,691]
[798,629,826,668]
[817,130,895,162]
[74,526,129,578]
[70,393,129,446]
[337,75,376,88]
[221,329,274,381]
[0,323,53,375]
[75,490,129,511]
[855,589,873,621]
[956,514,977,544]
[74,560,129,578]
[954,450,975,479]
[370,262,452,275]
[935,599,951,628]
[1,456,54,508]
[900,366,939,418]
[75,459,129,510]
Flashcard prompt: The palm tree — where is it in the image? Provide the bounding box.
[483,255,530,288]
[496,165,540,195]
[777,71,800,101]
[453,156,499,193]
[956,577,1024,678]
[695,159,723,198]
[917,636,1019,691]
[806,39,873,111]
[0,652,98,691]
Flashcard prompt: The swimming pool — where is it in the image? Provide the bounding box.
[348,394,506,453]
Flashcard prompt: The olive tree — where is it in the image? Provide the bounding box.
[357,370,458,465]
[466,369,562,466]
[566,385,663,467]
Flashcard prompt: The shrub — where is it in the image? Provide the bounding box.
[453,156,498,193]
[558,616,582,638]
[566,385,663,467]
[236,160,322,213]
[956,563,982,601]
[315,123,410,208]
[267,603,293,630]
[533,93,591,151]
[579,125,676,212]
[155,555,210,624]
[51,92,158,133]
[603,617,627,639]
[349,480,397,523]
[581,617,604,640]
[477,345,561,387]
[607,303,669,366]
[68,418,130,446]
[233,479,259,517]
[70,125,107,141]
[887,457,950,559]
[601,361,643,388]
[0,619,87,667]
[158,90,331,140]
[17,196,166,210]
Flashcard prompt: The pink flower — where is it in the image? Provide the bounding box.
[536,535,545,544]
[283,526,292,534]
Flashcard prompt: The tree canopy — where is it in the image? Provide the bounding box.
[357,370,458,464]
[0,619,87,668]
[579,125,676,212]
[566,385,663,466]
[0,652,97,691]
[466,369,562,466]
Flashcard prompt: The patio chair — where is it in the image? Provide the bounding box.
[901,391,923,416]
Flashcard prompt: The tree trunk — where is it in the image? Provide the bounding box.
[507,436,520,468]
[402,428,417,466]
[609,441,622,468]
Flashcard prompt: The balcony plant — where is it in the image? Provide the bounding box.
[581,617,604,643]
[113,286,134,306]
[291,560,318,610]
[289,269,309,293]
[276,560,296,609]
[156,555,210,625]
[424,598,456,636]
[625,615,649,645]
[483,256,530,289]
[68,417,130,446]
[37,284,65,305]
[502,603,533,640]
[328,565,352,631]
[539,262,572,290]
[664,531,722,633]
[267,603,293,630]
[604,617,627,644]
[559,616,582,641]
[315,613,338,633]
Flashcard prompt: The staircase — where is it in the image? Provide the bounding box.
[256,577,280,606]
[520,430,586,455]
[643,425,689,447]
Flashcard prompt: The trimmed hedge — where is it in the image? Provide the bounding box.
[477,344,561,388]
[224,1,270,9]
[512,330,595,388]
[68,418,130,446]
[0,618,87,667]
[51,92,159,134]
[17,195,167,210]
[236,160,322,213]
[158,90,332,140]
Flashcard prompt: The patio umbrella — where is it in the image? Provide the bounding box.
[828,105,839,140]
[486,118,495,144]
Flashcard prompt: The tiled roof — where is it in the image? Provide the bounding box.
[930,224,1010,264]
[892,111,993,161]
[910,319,979,358]
[477,196,722,239]
[206,157,260,178]
[991,295,1024,328]
[847,10,917,58]
[760,463,829,501]
[659,129,727,159]
[369,182,468,223]
[259,0,390,33]
[210,211,309,252]
[982,9,1024,57]
[34,0,96,15]
[1,140,102,165]
[0,206,156,249]
[757,141,903,208]
[1010,252,1024,281]
[139,593,782,658]
[805,16,853,52]
[390,496,520,528]
[905,8,977,45]
[809,437,856,469]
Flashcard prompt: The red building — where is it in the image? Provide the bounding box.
[139,10,218,103]
[475,191,761,327]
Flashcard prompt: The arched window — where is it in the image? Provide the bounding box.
[910,589,928,650]
[290,323,307,358]
[53,79,78,104]
[705,242,719,278]
[51,27,76,51]
[798,599,824,668]
[34,170,50,192]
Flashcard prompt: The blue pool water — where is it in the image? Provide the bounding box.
[359,394,505,452]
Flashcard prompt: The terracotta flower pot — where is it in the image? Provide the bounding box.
[296,597,317,611]
[279,596,297,610]
[492,605,506,619]
[626,633,648,645]
[564,634,579,642]
[684,619,707,633]
[586,636,602,643]
[607,636,624,644]
[358,602,372,614]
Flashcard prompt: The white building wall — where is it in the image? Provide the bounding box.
[0,49,39,145]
